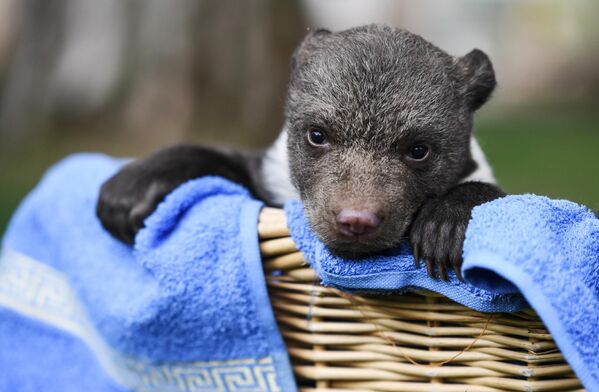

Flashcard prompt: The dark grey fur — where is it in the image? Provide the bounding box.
[285,25,497,257]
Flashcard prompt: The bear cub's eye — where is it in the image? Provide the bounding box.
[408,144,429,161]
[307,128,328,146]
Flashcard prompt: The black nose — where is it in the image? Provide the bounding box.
[336,209,381,237]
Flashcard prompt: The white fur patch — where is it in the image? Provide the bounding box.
[462,136,497,184]
[261,130,300,204]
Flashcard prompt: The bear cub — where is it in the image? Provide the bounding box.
[97,25,505,280]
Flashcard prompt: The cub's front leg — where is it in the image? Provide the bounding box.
[96,145,258,244]
[409,182,505,280]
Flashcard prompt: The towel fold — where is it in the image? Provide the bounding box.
[463,195,599,392]
[284,195,599,392]
[0,154,296,392]
[284,200,528,313]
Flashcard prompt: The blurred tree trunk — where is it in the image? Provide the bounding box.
[0,0,66,144]
[121,0,199,146]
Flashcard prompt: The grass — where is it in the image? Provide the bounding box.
[0,107,597,235]
[476,108,599,211]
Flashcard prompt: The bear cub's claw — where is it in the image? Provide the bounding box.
[409,182,505,281]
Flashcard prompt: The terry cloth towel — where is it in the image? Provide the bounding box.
[0,154,296,392]
[285,196,599,392]
[284,200,528,313]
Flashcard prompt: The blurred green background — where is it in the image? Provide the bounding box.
[0,0,598,235]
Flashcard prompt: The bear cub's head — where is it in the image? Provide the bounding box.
[284,25,496,256]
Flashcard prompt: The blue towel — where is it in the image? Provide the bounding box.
[462,195,598,392]
[0,154,296,392]
[285,200,528,312]
[285,195,599,392]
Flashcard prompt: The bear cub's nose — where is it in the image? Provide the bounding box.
[336,209,381,237]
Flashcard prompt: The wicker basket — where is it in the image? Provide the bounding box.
[257,207,584,392]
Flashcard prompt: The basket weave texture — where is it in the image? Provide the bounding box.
[257,207,584,392]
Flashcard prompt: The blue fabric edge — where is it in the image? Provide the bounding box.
[239,201,297,392]
[463,249,596,392]
[314,268,527,313]
[0,305,129,392]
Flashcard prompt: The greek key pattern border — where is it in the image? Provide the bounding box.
[0,248,281,392]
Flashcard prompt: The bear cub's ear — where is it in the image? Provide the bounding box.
[456,49,496,111]
[291,28,331,70]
